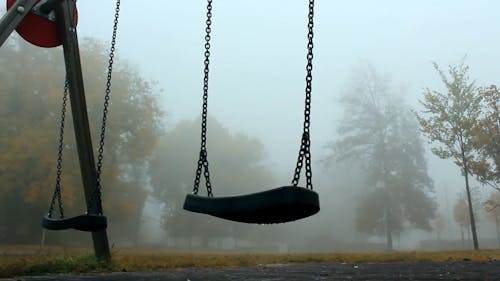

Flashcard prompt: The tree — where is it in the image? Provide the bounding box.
[416,60,482,249]
[470,85,500,191]
[325,64,436,251]
[150,117,275,247]
[484,191,500,247]
[355,189,404,239]
[0,36,162,244]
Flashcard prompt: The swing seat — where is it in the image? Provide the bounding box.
[183,186,320,224]
[42,214,107,232]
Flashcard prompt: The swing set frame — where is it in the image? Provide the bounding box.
[0,0,111,260]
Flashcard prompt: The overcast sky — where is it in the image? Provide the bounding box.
[9,1,499,201]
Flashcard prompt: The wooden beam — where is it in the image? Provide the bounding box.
[54,0,111,261]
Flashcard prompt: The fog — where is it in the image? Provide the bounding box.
[2,1,500,252]
[76,0,499,177]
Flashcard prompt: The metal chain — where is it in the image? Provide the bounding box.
[48,81,70,218]
[292,0,314,190]
[91,0,121,214]
[193,0,214,196]
[48,0,78,218]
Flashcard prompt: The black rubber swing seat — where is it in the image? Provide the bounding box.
[42,214,107,232]
[183,186,320,224]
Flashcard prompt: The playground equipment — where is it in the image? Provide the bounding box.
[0,0,319,260]
[183,0,319,223]
[0,0,121,260]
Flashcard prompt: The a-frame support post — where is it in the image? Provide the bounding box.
[0,0,38,46]
[54,0,111,261]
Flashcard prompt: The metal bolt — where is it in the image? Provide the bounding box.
[16,6,25,13]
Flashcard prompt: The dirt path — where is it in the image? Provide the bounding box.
[3,261,499,281]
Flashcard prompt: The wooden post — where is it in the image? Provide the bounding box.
[54,0,111,261]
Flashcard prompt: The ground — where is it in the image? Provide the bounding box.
[3,261,499,281]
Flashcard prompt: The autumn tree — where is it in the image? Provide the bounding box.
[325,64,436,251]
[470,85,499,191]
[0,36,162,244]
[416,61,482,249]
[484,191,500,247]
[85,40,164,246]
[150,117,275,247]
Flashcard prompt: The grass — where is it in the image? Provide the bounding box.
[0,246,499,278]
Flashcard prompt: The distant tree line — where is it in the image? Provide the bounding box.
[323,59,498,252]
[1,34,498,252]
[149,117,291,248]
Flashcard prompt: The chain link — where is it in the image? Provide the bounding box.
[48,81,70,218]
[292,0,314,190]
[48,0,78,218]
[90,0,121,214]
[193,0,214,196]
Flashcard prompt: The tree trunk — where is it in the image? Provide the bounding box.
[382,153,393,252]
[385,205,393,251]
[380,141,394,252]
[463,165,479,250]
[133,210,142,247]
[132,194,146,248]
[460,225,465,249]
[0,198,6,244]
[495,214,500,248]
[131,166,148,247]
[466,226,471,246]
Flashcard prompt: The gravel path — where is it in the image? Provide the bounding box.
[3,261,499,281]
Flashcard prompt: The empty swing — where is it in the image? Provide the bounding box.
[183,0,320,224]
[41,0,121,232]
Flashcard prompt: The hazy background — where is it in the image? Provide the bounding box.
[76,0,499,180]
[2,0,499,251]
